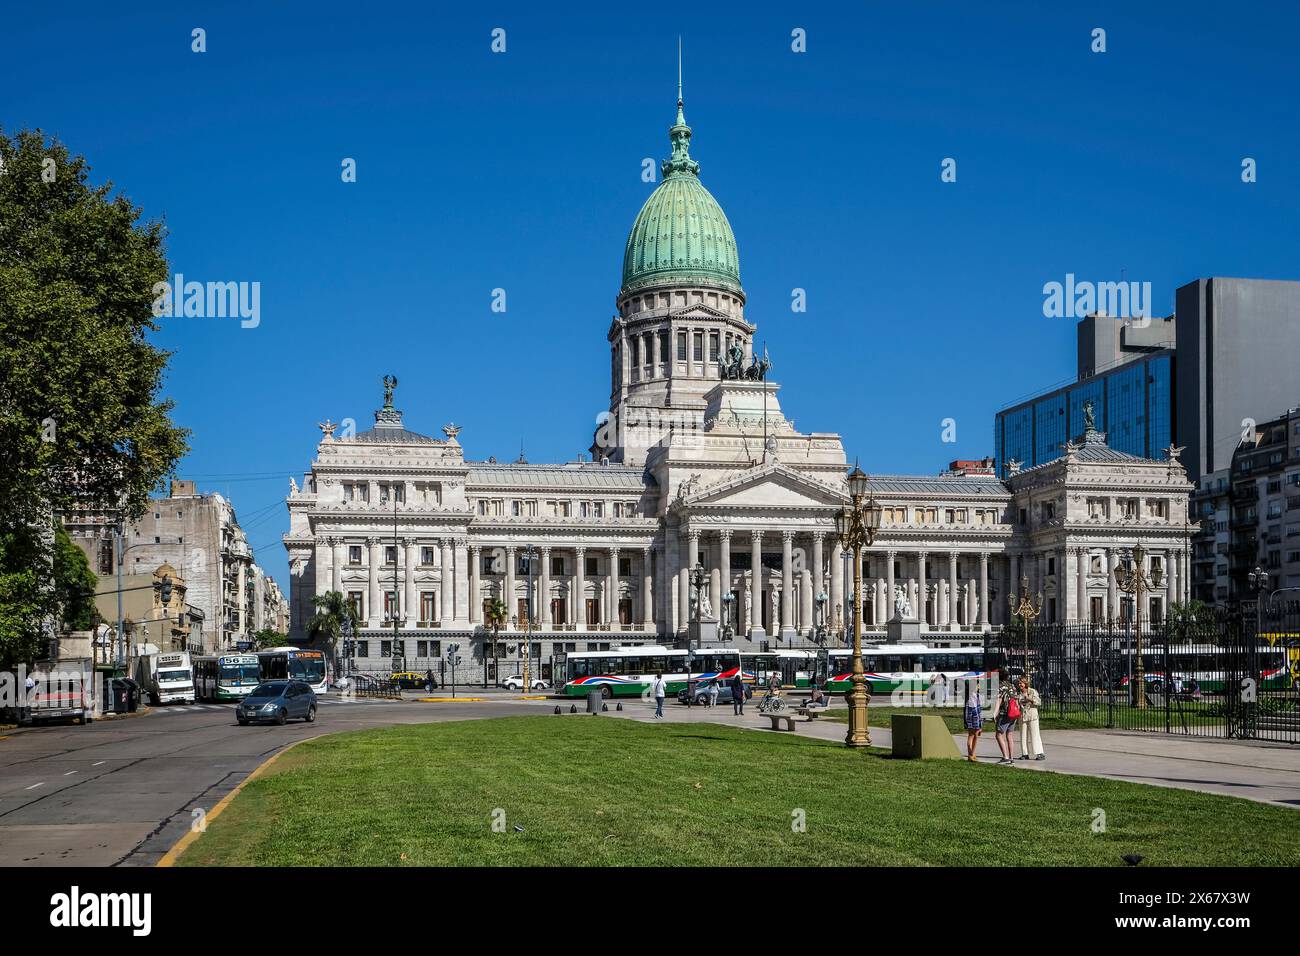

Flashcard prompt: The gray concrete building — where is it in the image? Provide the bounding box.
[1175,278,1300,483]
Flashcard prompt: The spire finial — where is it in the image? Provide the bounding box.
[663,38,698,179]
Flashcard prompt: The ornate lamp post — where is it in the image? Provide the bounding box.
[720,592,735,642]
[1008,575,1043,682]
[1116,543,1163,708]
[524,545,538,692]
[813,591,829,684]
[688,560,708,701]
[1247,565,1270,638]
[835,466,882,748]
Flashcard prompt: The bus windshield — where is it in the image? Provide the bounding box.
[220,662,261,685]
[289,656,326,683]
[159,669,191,682]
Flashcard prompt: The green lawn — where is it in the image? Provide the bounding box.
[177,716,1299,867]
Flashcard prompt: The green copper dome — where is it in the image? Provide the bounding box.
[620,98,742,298]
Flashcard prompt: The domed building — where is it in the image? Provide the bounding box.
[283,91,1193,686]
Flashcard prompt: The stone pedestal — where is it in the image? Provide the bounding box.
[887,616,922,643]
[689,618,719,647]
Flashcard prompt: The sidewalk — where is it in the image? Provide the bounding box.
[613,701,1300,807]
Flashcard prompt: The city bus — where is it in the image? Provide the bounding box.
[194,654,262,701]
[775,649,817,688]
[256,647,329,695]
[1111,646,1292,695]
[562,646,776,698]
[825,645,989,696]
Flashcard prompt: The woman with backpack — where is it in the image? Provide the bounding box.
[994,667,1019,765]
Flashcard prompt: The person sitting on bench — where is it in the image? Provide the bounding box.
[807,681,827,707]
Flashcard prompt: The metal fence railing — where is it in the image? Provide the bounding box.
[985,602,1300,743]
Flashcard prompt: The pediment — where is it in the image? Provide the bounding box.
[677,464,847,511]
[669,303,728,321]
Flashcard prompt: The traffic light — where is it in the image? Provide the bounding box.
[159,576,173,605]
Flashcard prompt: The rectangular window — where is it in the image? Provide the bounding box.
[586,556,599,575]
[357,640,369,659]
[677,332,687,361]
[422,547,436,565]
[384,591,399,619]
[693,333,703,362]
[385,546,397,564]
[421,591,436,623]
[417,640,428,657]
[619,557,632,577]
[658,331,669,364]
[381,640,392,658]
[709,332,719,361]
[512,500,521,517]
[551,555,564,575]
[347,591,364,619]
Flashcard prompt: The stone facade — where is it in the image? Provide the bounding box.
[283,96,1194,682]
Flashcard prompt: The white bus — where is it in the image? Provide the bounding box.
[561,646,776,699]
[256,647,329,695]
[825,644,989,696]
[194,654,261,701]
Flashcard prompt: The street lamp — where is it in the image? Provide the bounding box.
[687,560,708,702]
[813,591,829,684]
[1116,543,1163,708]
[1008,575,1043,682]
[834,465,882,748]
[524,545,538,692]
[1247,565,1270,639]
[720,592,735,642]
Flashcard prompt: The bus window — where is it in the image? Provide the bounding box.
[623,657,642,675]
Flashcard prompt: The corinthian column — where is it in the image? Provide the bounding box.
[750,530,763,633]
[403,538,418,626]
[367,537,381,627]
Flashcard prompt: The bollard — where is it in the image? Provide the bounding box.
[616,703,623,711]
[553,705,562,714]
[569,704,577,713]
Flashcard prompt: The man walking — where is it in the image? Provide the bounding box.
[652,671,667,719]
[424,668,435,693]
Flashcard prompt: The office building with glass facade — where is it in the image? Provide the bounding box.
[995,351,1173,478]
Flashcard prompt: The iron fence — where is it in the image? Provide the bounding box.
[984,602,1300,743]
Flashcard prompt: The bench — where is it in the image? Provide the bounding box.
[796,705,830,720]
[763,712,798,732]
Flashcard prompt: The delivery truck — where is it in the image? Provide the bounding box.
[135,645,195,705]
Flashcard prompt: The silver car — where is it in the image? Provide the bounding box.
[237,680,317,725]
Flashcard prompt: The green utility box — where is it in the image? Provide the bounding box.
[891,713,961,759]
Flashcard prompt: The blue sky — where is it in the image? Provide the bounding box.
[5,1,1298,587]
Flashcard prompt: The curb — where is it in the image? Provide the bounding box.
[414,696,486,703]
[156,736,318,867]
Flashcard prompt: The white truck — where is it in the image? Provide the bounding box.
[135,645,195,705]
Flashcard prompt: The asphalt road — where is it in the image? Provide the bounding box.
[0,694,559,867]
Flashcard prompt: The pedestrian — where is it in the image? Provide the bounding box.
[962,677,983,762]
[652,671,666,718]
[994,667,1018,765]
[1015,675,1045,761]
[707,678,719,708]
[424,668,435,693]
[730,671,745,715]
[939,673,949,706]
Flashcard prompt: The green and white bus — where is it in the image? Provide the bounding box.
[562,646,777,698]
[824,645,989,696]
[194,654,262,701]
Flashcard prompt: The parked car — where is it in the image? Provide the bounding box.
[390,671,436,690]
[677,679,753,706]
[499,675,549,691]
[237,680,317,725]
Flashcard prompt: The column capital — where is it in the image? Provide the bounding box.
[781,529,796,541]
[574,545,586,557]
[683,530,699,542]
[641,544,652,556]
[609,545,621,555]
[469,544,481,555]
[917,550,929,560]
[505,544,517,555]
[717,528,733,542]
[886,548,897,558]
[750,529,763,542]
[366,536,382,547]
[539,545,552,557]
[325,535,342,547]
[979,550,989,564]
[949,550,959,561]
[401,537,417,548]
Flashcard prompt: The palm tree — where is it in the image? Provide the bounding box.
[484,597,509,684]
[307,590,359,675]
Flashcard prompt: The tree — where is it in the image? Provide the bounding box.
[0,128,189,664]
[54,522,97,631]
[250,628,287,652]
[306,591,359,673]
[484,597,508,680]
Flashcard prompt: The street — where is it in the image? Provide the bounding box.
[0,693,558,867]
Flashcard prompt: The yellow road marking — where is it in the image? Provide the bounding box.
[414,697,486,702]
[156,735,318,867]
